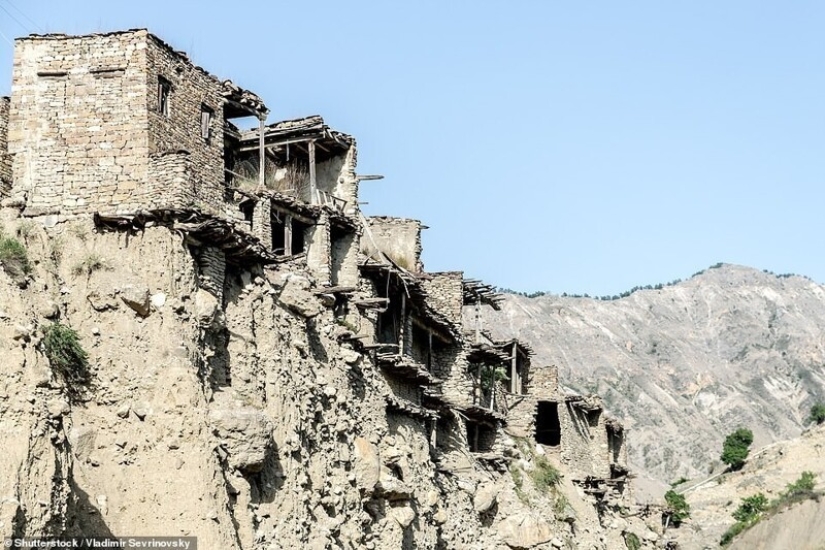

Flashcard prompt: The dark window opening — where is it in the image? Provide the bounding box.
[291,219,311,255]
[586,409,601,428]
[607,424,624,465]
[201,104,214,141]
[410,323,432,370]
[158,76,171,116]
[272,216,286,254]
[377,293,403,346]
[333,294,349,319]
[270,213,311,257]
[535,401,561,447]
[240,200,254,227]
[466,420,495,453]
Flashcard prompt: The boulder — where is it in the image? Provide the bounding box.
[390,504,416,528]
[209,408,274,473]
[474,483,498,513]
[497,513,554,549]
[69,426,97,460]
[277,275,324,318]
[120,284,151,317]
[352,437,380,492]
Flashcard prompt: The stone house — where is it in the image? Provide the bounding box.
[2,29,361,288]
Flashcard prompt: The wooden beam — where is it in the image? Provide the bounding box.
[284,214,293,256]
[511,343,518,394]
[270,204,315,225]
[399,292,406,356]
[257,117,266,189]
[308,140,317,205]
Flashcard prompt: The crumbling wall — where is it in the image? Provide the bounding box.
[421,271,464,325]
[363,217,423,272]
[0,96,10,196]
[305,213,331,285]
[330,228,359,287]
[8,31,151,217]
[558,399,612,479]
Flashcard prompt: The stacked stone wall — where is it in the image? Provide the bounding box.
[421,272,463,325]
[0,97,10,196]
[146,151,194,208]
[557,402,611,479]
[9,31,151,216]
[363,216,423,272]
[144,36,229,216]
[330,230,359,287]
[306,213,331,285]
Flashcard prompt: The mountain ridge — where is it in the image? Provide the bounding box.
[486,263,825,498]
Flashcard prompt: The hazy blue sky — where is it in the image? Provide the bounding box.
[1,1,823,295]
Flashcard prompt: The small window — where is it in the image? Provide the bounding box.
[201,105,213,141]
[158,76,171,116]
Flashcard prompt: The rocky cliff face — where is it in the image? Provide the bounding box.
[487,265,825,498]
[0,214,659,549]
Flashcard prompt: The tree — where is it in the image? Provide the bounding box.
[732,493,768,523]
[721,428,753,471]
[808,404,825,425]
[663,490,690,526]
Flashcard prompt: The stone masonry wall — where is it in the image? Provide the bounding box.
[503,390,536,439]
[306,213,331,285]
[9,31,151,217]
[146,151,194,209]
[144,35,230,217]
[363,217,423,272]
[557,401,611,479]
[0,97,10,196]
[421,271,464,326]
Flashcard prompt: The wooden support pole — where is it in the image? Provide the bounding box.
[284,215,293,256]
[427,330,433,373]
[308,140,317,204]
[258,117,266,190]
[510,343,518,394]
[399,292,406,356]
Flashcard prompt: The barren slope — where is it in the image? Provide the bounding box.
[675,424,825,549]
[487,264,825,497]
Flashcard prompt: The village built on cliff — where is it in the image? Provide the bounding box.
[0,28,629,516]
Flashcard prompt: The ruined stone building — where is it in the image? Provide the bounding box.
[0,29,645,550]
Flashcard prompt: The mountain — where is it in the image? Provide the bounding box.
[486,264,825,497]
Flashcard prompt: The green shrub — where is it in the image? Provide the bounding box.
[530,454,561,493]
[809,404,825,425]
[664,490,690,525]
[0,235,32,278]
[720,520,749,546]
[479,364,509,391]
[721,428,753,471]
[623,531,641,550]
[785,471,816,496]
[43,322,90,398]
[71,253,109,277]
[670,476,690,488]
[510,464,529,504]
[732,493,768,523]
